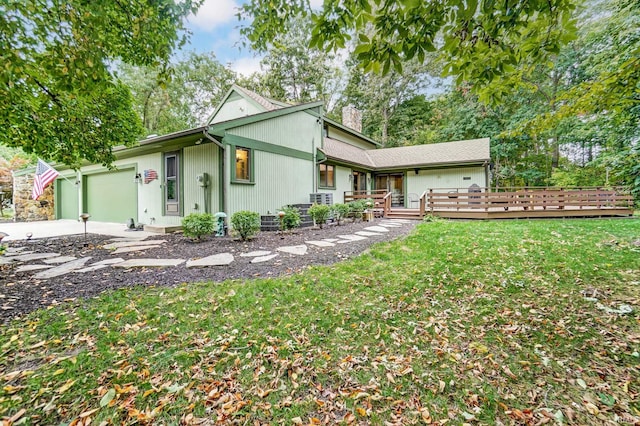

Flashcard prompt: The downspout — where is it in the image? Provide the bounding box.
[202,129,227,214]
[314,115,325,193]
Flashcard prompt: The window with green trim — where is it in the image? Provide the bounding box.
[318,164,335,188]
[234,147,252,182]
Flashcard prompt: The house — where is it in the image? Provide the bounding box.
[17,85,491,226]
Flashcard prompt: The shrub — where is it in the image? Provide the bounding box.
[231,210,261,240]
[0,244,5,256]
[279,205,301,231]
[307,203,331,228]
[330,203,350,224]
[181,213,215,241]
[348,200,366,222]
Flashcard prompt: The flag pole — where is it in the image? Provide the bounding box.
[37,159,78,185]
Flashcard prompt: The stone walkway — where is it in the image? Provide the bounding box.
[1,219,413,279]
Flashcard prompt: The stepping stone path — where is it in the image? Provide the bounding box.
[277,245,308,255]
[187,253,234,268]
[16,265,53,273]
[34,257,92,279]
[355,231,382,237]
[251,253,279,263]
[75,258,125,273]
[112,245,164,254]
[337,235,368,241]
[240,251,272,257]
[43,256,77,264]
[3,219,413,275]
[306,240,336,247]
[115,259,184,268]
[363,226,389,233]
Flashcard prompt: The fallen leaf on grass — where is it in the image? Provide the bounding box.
[57,379,76,394]
[100,388,116,407]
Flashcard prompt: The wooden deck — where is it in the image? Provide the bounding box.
[347,187,635,220]
[425,187,634,219]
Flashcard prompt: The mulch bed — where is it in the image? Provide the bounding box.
[0,219,417,323]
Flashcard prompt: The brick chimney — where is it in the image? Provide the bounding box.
[342,105,362,133]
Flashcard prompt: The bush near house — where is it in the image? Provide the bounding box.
[230,210,261,240]
[279,205,301,231]
[307,203,331,228]
[181,213,215,241]
[348,200,366,222]
[330,203,350,225]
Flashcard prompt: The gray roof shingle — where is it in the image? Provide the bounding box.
[320,138,490,169]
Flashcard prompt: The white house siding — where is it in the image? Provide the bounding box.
[182,143,220,216]
[227,150,314,217]
[210,93,264,124]
[406,166,486,196]
[228,111,320,153]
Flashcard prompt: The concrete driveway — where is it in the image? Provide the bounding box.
[0,219,156,242]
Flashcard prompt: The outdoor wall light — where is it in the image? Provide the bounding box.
[134,173,142,184]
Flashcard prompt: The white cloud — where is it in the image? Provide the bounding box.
[188,0,240,32]
[230,56,263,77]
[309,0,323,9]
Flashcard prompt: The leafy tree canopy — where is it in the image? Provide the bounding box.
[239,0,579,99]
[0,0,200,168]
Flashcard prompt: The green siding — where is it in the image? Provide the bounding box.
[183,143,220,215]
[84,168,137,223]
[210,95,264,124]
[227,111,320,153]
[406,166,486,195]
[227,150,314,216]
[56,177,79,219]
[326,127,377,150]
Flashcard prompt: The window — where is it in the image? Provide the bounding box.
[164,152,180,215]
[234,147,252,182]
[318,164,335,188]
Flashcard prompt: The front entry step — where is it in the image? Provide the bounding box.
[386,209,423,220]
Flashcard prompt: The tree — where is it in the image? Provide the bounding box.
[119,52,236,136]
[0,0,200,168]
[335,56,434,146]
[238,18,343,109]
[239,0,579,99]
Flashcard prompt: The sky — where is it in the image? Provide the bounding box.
[182,0,323,76]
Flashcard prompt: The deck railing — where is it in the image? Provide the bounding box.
[427,187,634,212]
[344,190,392,217]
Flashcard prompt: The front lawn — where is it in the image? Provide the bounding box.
[1,219,638,425]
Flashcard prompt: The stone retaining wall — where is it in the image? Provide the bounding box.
[12,174,55,222]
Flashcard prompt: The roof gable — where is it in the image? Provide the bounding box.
[206,84,287,124]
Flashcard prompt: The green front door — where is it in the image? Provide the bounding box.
[84,169,137,223]
[56,178,79,219]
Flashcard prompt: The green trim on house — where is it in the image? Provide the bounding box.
[162,151,183,216]
[209,101,324,138]
[323,117,382,147]
[219,148,225,211]
[223,134,314,161]
[228,144,256,185]
[317,163,336,190]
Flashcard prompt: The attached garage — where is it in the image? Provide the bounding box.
[56,178,79,220]
[83,168,137,223]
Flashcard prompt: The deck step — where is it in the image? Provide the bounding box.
[386,209,423,220]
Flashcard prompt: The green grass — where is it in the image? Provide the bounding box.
[1,219,639,425]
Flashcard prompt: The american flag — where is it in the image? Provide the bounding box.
[32,159,59,200]
[144,169,158,184]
